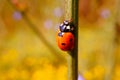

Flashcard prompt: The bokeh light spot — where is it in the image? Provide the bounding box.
[53,7,63,17]
[44,20,53,29]
[100,9,110,19]
[13,11,22,21]
[78,74,84,80]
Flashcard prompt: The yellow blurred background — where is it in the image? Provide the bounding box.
[0,0,120,80]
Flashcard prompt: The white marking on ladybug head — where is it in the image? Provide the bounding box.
[63,25,66,29]
[60,23,63,26]
[66,26,70,29]
[62,32,64,35]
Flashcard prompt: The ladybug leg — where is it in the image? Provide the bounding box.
[58,32,64,37]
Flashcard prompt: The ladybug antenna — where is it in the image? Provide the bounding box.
[63,20,69,25]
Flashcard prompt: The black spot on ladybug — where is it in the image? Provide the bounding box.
[61,43,66,46]
[70,38,73,42]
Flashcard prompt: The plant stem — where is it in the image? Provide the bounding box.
[71,0,79,80]
[65,0,79,80]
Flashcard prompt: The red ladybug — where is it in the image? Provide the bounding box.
[57,31,74,51]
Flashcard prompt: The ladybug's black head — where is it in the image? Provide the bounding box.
[59,20,74,33]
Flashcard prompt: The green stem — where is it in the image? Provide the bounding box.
[71,0,79,80]
[65,0,79,80]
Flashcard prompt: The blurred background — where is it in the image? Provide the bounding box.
[0,0,120,80]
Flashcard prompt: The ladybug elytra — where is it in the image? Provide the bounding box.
[57,31,74,51]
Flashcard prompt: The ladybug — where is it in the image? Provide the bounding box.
[57,30,74,51]
[59,20,74,33]
[57,20,75,51]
